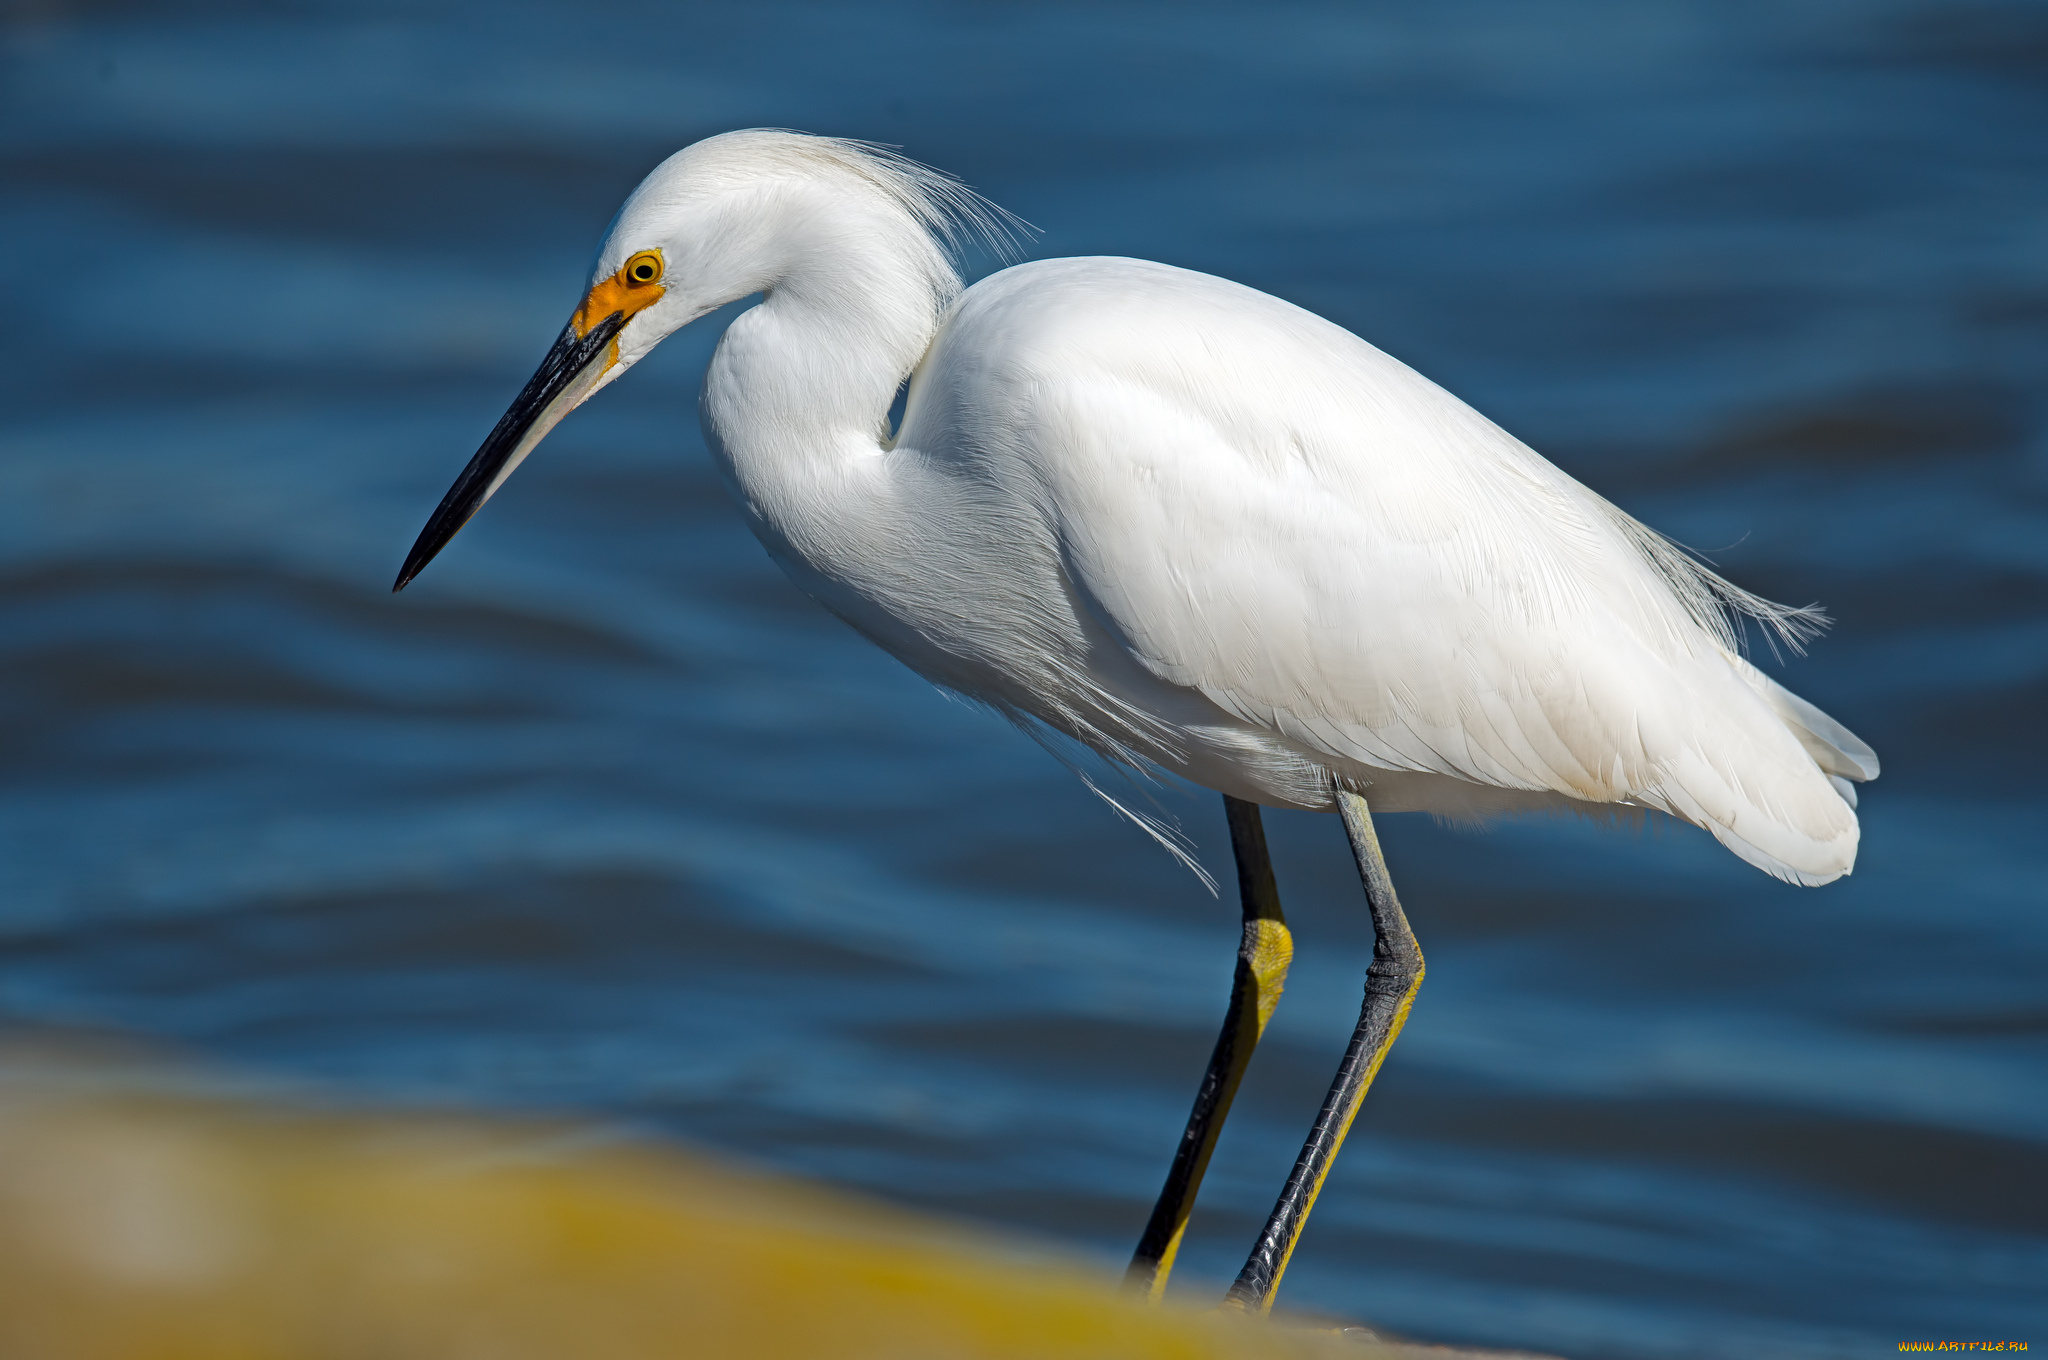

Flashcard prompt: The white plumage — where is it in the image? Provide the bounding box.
[426,129,1879,885]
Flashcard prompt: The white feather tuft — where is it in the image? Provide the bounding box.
[1599,499,1830,659]
[743,131,1033,274]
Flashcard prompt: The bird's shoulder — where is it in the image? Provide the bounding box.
[922,256,1616,592]
[941,256,1355,373]
[929,257,1563,498]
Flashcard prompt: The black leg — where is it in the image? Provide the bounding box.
[1125,794,1294,1302]
[1225,785,1423,1313]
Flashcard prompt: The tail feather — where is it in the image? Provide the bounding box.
[1633,660,1871,887]
[1751,670,1879,783]
[1646,744,1860,886]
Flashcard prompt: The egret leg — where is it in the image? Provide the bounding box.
[1124,794,1294,1303]
[1224,785,1423,1314]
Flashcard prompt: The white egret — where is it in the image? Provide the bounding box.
[394,129,1878,1312]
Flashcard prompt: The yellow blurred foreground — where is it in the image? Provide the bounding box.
[0,1042,1546,1360]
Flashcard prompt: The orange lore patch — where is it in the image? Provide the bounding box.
[572,249,667,340]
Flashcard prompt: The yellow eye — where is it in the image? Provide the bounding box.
[623,251,664,287]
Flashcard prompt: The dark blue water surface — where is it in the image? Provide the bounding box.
[3,2,2045,1355]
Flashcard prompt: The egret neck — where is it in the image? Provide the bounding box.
[696,193,1009,681]
[701,189,952,544]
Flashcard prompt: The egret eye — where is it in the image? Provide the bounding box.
[624,251,664,287]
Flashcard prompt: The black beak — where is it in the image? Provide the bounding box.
[392,310,629,592]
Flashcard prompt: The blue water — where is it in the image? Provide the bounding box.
[3,2,2045,1355]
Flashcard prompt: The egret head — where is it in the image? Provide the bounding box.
[391,130,1016,592]
[387,149,720,592]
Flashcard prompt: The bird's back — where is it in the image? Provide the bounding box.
[892,257,1875,884]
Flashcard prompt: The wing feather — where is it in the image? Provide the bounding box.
[937,258,1872,882]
